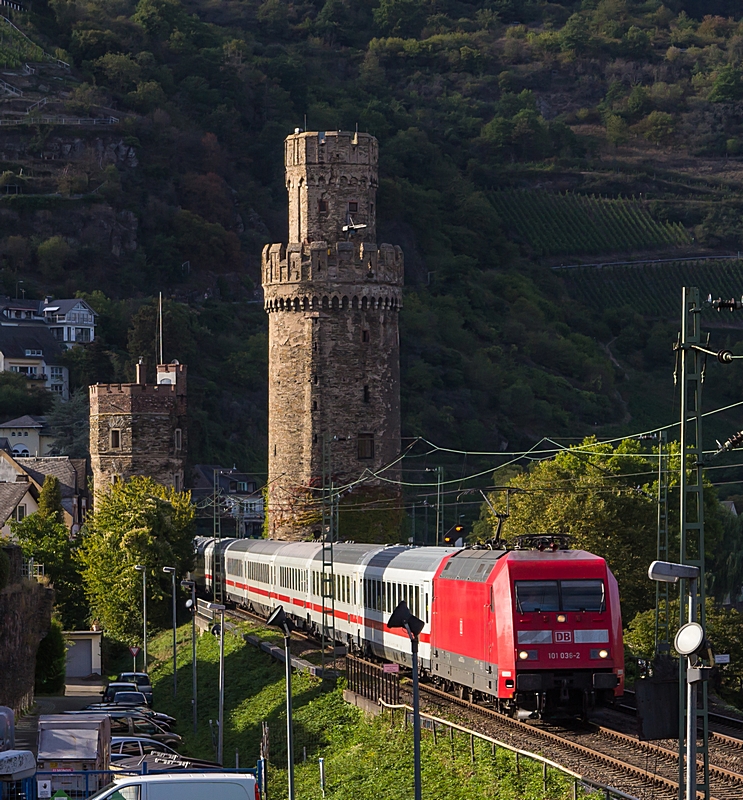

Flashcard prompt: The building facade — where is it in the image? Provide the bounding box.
[89,362,187,498]
[262,130,403,540]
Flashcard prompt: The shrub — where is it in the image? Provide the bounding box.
[35,620,67,694]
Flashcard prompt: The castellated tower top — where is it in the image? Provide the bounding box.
[285,130,378,245]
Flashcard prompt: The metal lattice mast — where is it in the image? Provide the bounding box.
[213,469,223,603]
[654,430,671,655]
[676,287,710,800]
[321,435,336,677]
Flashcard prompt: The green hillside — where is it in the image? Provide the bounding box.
[3,0,743,486]
[490,191,691,257]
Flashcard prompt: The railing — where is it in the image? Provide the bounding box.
[26,96,47,112]
[380,700,640,800]
[21,559,44,580]
[0,115,118,126]
[346,654,400,705]
[0,78,22,96]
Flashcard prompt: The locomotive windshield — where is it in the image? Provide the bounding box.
[515,579,605,613]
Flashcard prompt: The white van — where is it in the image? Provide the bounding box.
[88,772,260,800]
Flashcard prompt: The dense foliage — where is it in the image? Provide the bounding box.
[35,619,67,694]
[77,477,195,643]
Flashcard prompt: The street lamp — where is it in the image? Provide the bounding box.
[204,601,225,765]
[267,605,295,800]
[648,560,709,800]
[387,601,425,800]
[134,565,148,673]
[163,567,177,697]
[181,579,198,735]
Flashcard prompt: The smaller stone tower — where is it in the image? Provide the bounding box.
[89,362,187,498]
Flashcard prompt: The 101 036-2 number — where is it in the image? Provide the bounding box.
[547,652,581,660]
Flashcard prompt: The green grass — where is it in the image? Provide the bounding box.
[560,258,743,318]
[490,190,691,257]
[135,624,595,799]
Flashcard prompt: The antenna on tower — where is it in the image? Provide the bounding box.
[158,292,163,365]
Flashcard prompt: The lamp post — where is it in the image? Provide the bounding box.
[204,601,225,764]
[649,560,708,800]
[163,566,177,697]
[181,579,198,734]
[387,601,425,800]
[267,605,295,800]
[134,565,148,673]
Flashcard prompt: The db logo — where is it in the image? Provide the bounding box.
[555,631,573,643]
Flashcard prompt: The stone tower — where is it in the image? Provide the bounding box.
[89,362,187,498]
[262,130,403,540]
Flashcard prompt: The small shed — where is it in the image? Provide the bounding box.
[63,631,102,678]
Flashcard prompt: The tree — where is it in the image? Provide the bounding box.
[46,390,90,459]
[11,513,86,629]
[475,438,658,620]
[35,619,67,694]
[0,372,53,420]
[77,477,195,643]
[709,65,743,103]
[38,475,64,524]
[37,236,72,280]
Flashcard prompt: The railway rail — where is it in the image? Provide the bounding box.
[221,605,743,798]
[417,683,743,800]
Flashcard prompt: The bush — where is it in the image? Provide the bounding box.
[35,620,67,694]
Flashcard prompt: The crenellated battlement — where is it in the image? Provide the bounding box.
[262,240,403,290]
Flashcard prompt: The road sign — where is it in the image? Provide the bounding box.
[37,780,51,798]
[715,654,731,664]
[129,646,141,658]
[383,663,399,673]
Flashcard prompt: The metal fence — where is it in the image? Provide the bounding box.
[346,654,400,705]
[381,701,640,800]
[1,765,264,800]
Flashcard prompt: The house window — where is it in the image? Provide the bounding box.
[24,349,42,357]
[174,428,182,451]
[75,328,91,343]
[348,201,358,213]
[362,330,370,343]
[16,504,26,521]
[50,384,63,394]
[23,431,27,437]
[238,481,248,492]
[357,433,374,460]
[50,366,63,380]
[110,429,121,449]
[363,385,370,403]
[50,328,63,341]
[318,199,328,213]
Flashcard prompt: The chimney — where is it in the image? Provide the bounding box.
[135,357,145,385]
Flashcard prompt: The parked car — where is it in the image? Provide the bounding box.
[117,673,153,704]
[63,711,181,747]
[112,691,150,707]
[82,706,176,728]
[102,682,138,703]
[110,737,178,762]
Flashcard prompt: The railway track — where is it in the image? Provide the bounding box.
[415,683,743,800]
[224,606,743,797]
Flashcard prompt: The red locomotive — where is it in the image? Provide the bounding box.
[430,547,623,717]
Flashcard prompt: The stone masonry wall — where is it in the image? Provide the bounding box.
[0,545,54,714]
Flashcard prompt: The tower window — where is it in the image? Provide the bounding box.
[363,385,370,403]
[110,429,121,449]
[318,199,328,213]
[174,428,182,451]
[348,201,358,213]
[174,473,181,492]
[313,401,318,411]
[358,433,374,460]
[362,330,370,343]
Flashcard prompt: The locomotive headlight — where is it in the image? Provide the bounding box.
[518,650,529,660]
[557,614,567,623]
[599,649,609,659]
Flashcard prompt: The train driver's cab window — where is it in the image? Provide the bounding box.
[560,580,605,612]
[515,581,559,613]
